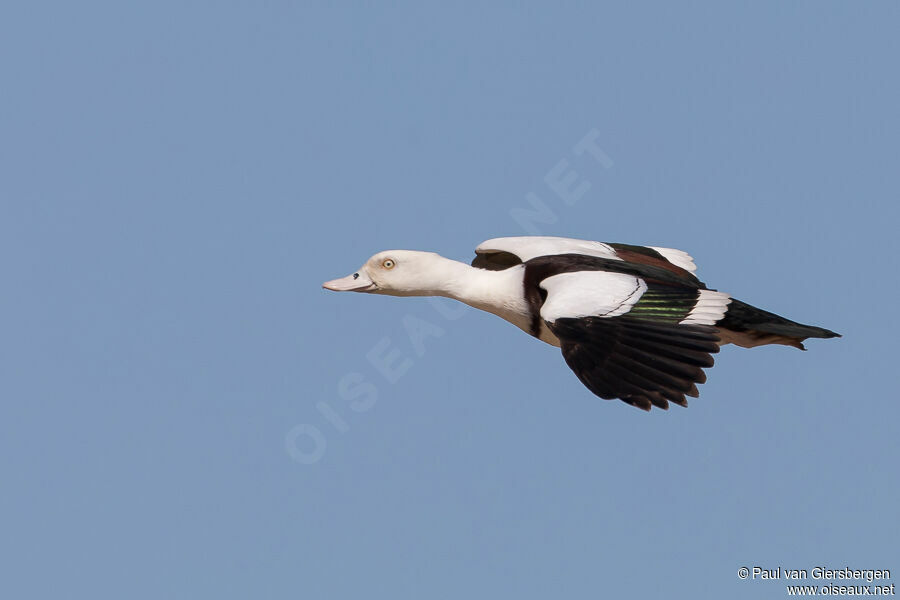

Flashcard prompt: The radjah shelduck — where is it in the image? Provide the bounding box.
[323,236,839,411]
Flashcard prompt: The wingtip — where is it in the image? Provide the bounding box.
[630,397,653,411]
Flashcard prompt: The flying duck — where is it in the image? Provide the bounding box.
[322,236,839,411]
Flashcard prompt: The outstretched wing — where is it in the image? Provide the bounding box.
[473,236,701,281]
[537,268,730,410]
[475,236,620,264]
[550,316,721,411]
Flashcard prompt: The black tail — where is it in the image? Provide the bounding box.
[717,299,841,350]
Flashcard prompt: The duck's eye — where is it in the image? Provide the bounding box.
[352,273,359,280]
[382,259,395,269]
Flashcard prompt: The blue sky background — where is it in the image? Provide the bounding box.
[2,2,898,598]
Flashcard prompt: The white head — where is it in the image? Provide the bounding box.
[322,250,458,297]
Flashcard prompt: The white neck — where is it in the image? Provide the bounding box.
[371,252,559,345]
[413,255,533,333]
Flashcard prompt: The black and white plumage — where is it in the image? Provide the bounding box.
[323,236,840,411]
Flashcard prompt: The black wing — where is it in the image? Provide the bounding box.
[471,250,523,271]
[548,316,721,411]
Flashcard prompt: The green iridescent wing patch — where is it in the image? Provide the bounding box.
[626,286,701,324]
